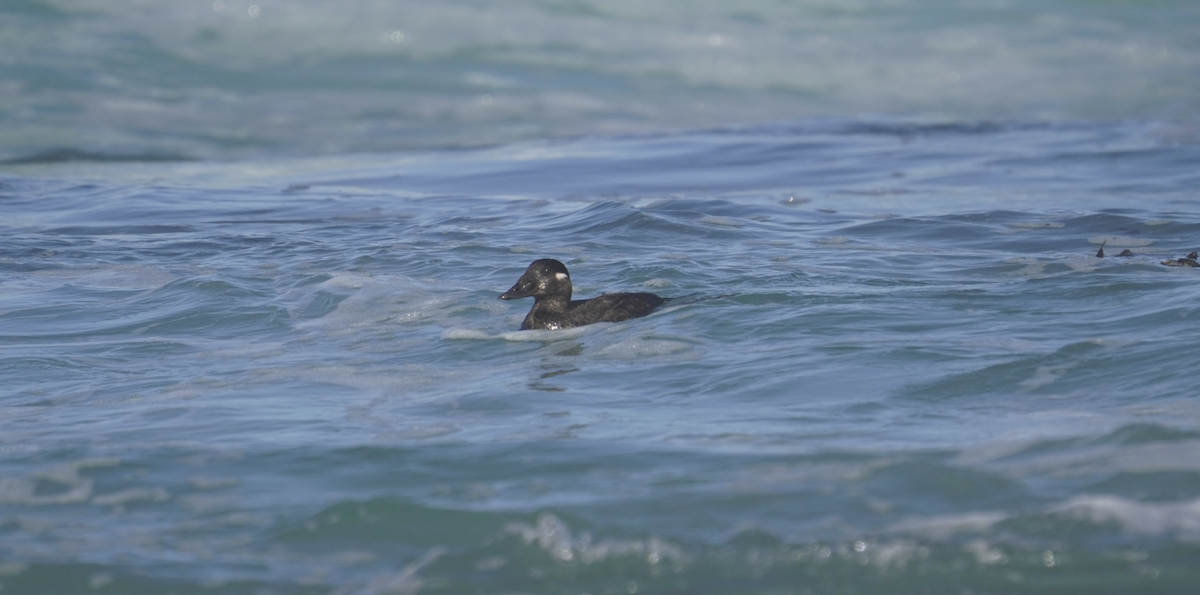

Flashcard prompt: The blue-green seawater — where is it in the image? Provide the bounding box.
[3,121,1200,594]
[6,0,1200,592]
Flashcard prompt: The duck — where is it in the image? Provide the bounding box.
[499,259,668,330]
[1162,251,1200,267]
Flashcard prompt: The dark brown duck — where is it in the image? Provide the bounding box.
[1156,249,1195,266]
[499,259,668,330]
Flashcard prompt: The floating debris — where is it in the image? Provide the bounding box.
[1117,249,1135,257]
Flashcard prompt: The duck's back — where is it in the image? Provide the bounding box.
[567,292,667,326]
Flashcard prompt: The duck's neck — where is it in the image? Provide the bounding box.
[533,295,571,313]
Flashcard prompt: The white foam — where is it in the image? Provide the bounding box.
[888,511,1007,540]
[92,487,170,506]
[0,459,120,506]
[964,540,1008,565]
[1053,495,1200,541]
[354,547,445,595]
[506,513,686,565]
[1019,366,1069,390]
[440,328,498,340]
[1061,255,1099,273]
[295,273,464,337]
[320,275,366,290]
[500,326,593,342]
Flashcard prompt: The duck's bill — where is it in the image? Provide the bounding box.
[499,284,534,300]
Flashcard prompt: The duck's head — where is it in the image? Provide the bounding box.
[499,258,572,301]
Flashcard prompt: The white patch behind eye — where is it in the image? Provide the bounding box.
[555,272,569,280]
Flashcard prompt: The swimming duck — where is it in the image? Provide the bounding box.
[1162,251,1199,267]
[499,259,668,330]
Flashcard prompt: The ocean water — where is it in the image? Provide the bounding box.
[4,2,1200,595]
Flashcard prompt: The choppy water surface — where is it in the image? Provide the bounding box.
[3,121,1200,593]
[4,0,1200,161]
